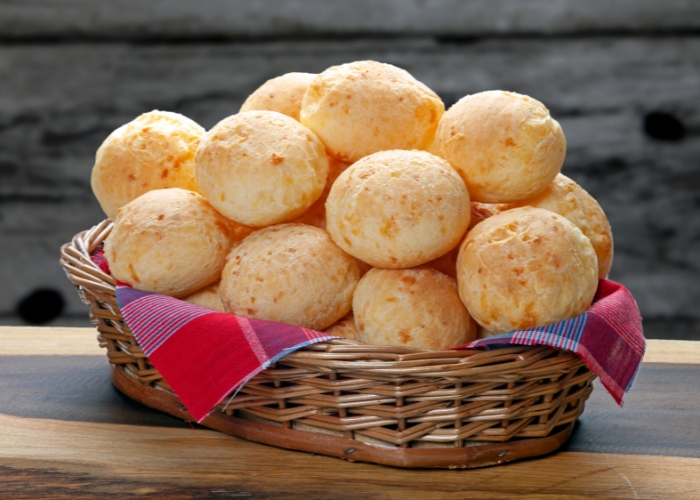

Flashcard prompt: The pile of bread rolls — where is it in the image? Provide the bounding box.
[92,60,613,351]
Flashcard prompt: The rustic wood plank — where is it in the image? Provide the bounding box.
[2,327,697,361]
[1,39,699,148]
[0,354,192,428]
[0,326,101,355]
[644,339,700,364]
[1,411,699,498]
[3,38,700,121]
[565,364,700,457]
[1,0,699,40]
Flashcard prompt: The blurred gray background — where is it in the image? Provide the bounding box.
[0,1,698,339]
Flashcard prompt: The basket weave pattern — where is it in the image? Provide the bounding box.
[61,220,595,450]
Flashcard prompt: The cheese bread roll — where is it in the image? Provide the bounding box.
[469,201,508,230]
[104,188,233,297]
[294,156,350,230]
[220,224,359,330]
[240,72,316,121]
[324,312,362,342]
[196,111,329,228]
[326,150,470,269]
[504,174,613,278]
[457,207,598,334]
[301,61,444,163]
[432,91,566,203]
[182,281,225,312]
[92,111,204,220]
[353,267,477,350]
[423,246,460,279]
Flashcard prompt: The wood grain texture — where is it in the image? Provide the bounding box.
[0,354,191,428]
[1,411,700,499]
[1,0,699,40]
[4,328,697,360]
[644,339,700,364]
[0,326,102,355]
[565,364,700,457]
[1,37,699,330]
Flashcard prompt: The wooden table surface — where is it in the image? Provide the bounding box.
[2,327,700,499]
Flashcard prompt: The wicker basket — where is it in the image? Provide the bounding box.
[60,220,596,469]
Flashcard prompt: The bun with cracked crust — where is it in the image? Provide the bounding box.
[457,207,598,334]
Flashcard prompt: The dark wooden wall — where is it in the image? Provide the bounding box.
[1,1,698,338]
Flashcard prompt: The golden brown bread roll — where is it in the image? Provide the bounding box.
[293,156,350,230]
[353,267,477,350]
[324,312,362,342]
[195,111,329,228]
[423,202,507,278]
[91,110,205,220]
[355,258,373,278]
[423,245,459,279]
[300,61,444,163]
[469,201,509,230]
[104,188,233,297]
[325,150,471,269]
[503,174,613,278]
[230,222,257,242]
[240,72,316,121]
[457,207,598,334]
[219,223,360,330]
[182,281,224,312]
[432,91,566,203]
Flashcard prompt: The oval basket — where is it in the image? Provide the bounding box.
[60,220,596,469]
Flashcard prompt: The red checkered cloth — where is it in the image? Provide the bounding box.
[92,250,644,423]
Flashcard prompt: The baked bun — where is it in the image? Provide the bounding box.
[195,111,329,228]
[324,312,361,342]
[220,223,360,330]
[104,188,233,297]
[294,156,350,230]
[240,72,316,121]
[424,246,459,279]
[432,91,566,203]
[300,61,444,163]
[353,267,477,350]
[230,222,257,242]
[326,150,470,269]
[91,111,204,220]
[457,207,598,334]
[355,259,373,278]
[182,281,224,312]
[469,201,508,230]
[504,174,613,278]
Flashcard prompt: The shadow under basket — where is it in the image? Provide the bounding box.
[60,220,596,469]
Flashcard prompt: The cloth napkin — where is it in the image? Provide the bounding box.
[92,250,644,423]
